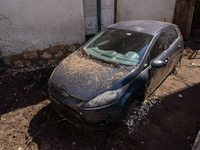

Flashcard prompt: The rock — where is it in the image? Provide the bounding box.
[149,102,153,107]
[163,92,169,95]
[23,53,28,59]
[14,60,23,67]
[55,51,63,57]
[25,60,31,66]
[192,130,200,150]
[41,52,52,59]
[39,60,44,65]
[47,144,51,149]
[192,63,196,66]
[48,59,55,64]
[69,44,77,52]
[151,100,157,104]
[1,117,6,121]
[27,51,38,59]
[178,94,183,98]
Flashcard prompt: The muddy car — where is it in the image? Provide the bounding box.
[48,20,184,129]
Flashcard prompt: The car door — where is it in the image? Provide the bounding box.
[164,27,183,74]
[145,30,173,98]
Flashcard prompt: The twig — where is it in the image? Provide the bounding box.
[134,127,146,138]
[41,91,47,96]
[23,117,50,150]
[55,118,67,123]
[172,130,176,134]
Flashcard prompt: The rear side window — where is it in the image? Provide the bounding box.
[167,28,178,46]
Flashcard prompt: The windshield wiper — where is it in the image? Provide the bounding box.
[102,59,121,68]
[92,56,121,68]
[81,48,121,68]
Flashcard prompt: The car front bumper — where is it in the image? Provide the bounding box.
[49,94,125,130]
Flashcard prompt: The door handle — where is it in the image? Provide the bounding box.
[165,57,170,63]
[178,43,182,48]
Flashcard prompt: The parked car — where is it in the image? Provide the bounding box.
[48,20,184,129]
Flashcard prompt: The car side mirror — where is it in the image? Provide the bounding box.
[151,60,167,68]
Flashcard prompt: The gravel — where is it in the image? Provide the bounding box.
[124,98,162,133]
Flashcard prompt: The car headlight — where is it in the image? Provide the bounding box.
[82,84,129,108]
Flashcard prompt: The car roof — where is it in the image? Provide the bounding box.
[108,20,178,36]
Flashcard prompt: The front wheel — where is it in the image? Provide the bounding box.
[123,99,140,120]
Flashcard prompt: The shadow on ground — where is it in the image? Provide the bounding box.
[27,83,200,150]
[0,66,54,115]
[28,104,139,150]
[130,82,200,150]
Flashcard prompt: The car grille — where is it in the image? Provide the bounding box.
[52,84,82,103]
[51,96,86,125]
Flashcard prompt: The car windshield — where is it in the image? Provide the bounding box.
[83,28,153,67]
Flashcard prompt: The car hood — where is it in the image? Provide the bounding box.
[50,51,131,101]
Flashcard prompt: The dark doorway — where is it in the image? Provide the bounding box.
[191,0,200,36]
[173,0,196,40]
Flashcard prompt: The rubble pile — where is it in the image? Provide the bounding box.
[125,98,162,133]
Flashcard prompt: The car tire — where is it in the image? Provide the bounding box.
[124,99,140,120]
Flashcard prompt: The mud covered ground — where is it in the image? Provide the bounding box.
[0,46,200,150]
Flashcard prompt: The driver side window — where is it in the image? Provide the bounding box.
[149,31,167,63]
[142,31,168,71]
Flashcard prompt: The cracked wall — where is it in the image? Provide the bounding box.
[0,0,85,67]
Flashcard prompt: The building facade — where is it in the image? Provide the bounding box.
[0,0,177,67]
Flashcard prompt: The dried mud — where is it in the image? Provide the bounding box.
[0,48,200,150]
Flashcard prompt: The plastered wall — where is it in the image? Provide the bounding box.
[0,0,85,66]
[117,0,176,23]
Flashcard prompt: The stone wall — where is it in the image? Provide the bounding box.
[3,44,81,67]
